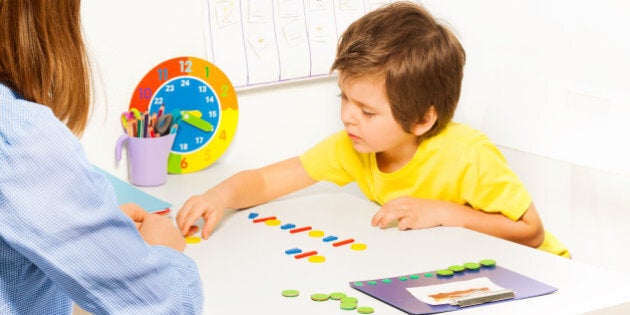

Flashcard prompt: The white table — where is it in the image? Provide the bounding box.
[142,165,630,315]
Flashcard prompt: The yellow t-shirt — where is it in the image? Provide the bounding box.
[299,123,570,257]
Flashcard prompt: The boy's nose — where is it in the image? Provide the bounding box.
[340,104,355,126]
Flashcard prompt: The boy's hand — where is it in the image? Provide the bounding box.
[371,197,444,230]
[176,193,225,240]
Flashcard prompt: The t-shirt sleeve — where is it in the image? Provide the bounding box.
[459,139,532,221]
[299,131,355,186]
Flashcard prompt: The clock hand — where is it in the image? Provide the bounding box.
[183,110,202,118]
[181,111,214,132]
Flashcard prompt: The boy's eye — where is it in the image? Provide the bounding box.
[362,109,375,117]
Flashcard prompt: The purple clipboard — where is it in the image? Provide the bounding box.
[350,265,557,314]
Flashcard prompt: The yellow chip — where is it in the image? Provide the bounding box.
[185,236,201,244]
[350,243,367,251]
[308,255,326,263]
[265,219,281,226]
[308,230,325,238]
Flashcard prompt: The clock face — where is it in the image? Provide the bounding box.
[129,56,238,174]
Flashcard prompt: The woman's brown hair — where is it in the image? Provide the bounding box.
[0,0,91,135]
[332,2,466,139]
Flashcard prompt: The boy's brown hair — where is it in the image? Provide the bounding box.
[0,0,91,135]
[331,2,465,139]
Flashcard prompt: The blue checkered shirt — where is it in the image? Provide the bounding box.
[1,84,203,314]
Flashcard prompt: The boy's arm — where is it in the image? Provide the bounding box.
[372,198,545,248]
[177,157,316,239]
[444,202,545,248]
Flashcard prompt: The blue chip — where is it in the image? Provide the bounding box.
[280,223,296,230]
[322,235,338,242]
[284,248,302,255]
[248,212,259,219]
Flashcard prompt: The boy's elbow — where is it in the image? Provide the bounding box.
[525,224,545,248]
[519,203,545,248]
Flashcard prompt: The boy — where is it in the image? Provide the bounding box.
[177,2,569,257]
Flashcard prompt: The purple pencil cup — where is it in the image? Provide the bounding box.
[115,134,175,187]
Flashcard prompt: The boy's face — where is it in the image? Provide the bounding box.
[338,73,419,156]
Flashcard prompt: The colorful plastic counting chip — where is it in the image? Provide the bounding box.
[310,293,330,301]
[265,219,281,226]
[185,236,201,244]
[252,216,276,223]
[357,306,375,314]
[350,243,367,251]
[322,235,338,242]
[294,251,317,259]
[247,212,259,219]
[308,255,326,263]
[329,292,347,300]
[282,289,300,297]
[289,226,312,234]
[280,223,296,230]
[340,302,357,310]
[464,262,481,270]
[448,265,466,273]
[332,238,354,247]
[340,296,359,310]
[308,230,325,238]
[480,259,496,267]
[436,269,454,277]
[284,248,302,255]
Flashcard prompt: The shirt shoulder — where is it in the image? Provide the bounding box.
[300,130,365,185]
[0,84,61,141]
[428,122,490,149]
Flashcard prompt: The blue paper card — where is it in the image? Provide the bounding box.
[95,166,171,214]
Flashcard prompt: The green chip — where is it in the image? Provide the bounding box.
[399,276,408,281]
[357,306,375,314]
[367,281,377,285]
[409,274,420,279]
[464,262,481,270]
[340,296,358,304]
[436,269,454,277]
[382,278,392,283]
[310,293,330,301]
[330,292,347,300]
[281,289,299,297]
[424,272,434,278]
[448,265,466,272]
[340,302,358,310]
[353,281,364,286]
[480,259,496,267]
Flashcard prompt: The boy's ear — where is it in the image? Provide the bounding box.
[411,106,437,136]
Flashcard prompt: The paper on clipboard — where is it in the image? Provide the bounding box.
[406,277,506,306]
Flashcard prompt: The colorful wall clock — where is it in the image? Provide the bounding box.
[129,56,238,174]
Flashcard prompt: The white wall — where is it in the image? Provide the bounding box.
[80,1,630,275]
[425,0,630,176]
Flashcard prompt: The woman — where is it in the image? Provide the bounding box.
[0,1,203,313]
